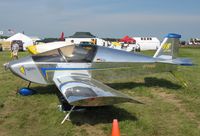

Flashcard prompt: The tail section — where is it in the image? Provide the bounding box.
[153,33,181,59]
[154,33,193,66]
[60,32,65,41]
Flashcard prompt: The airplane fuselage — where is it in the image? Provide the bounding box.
[7,44,177,85]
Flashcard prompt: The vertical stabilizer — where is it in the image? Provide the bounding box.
[60,32,65,41]
[153,33,181,59]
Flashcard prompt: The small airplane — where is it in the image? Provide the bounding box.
[3,33,192,123]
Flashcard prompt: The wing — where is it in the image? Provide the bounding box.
[53,76,142,106]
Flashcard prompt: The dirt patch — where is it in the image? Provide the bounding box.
[76,124,106,136]
[0,120,9,136]
[152,90,200,128]
[0,129,8,136]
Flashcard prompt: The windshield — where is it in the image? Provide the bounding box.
[32,49,65,62]
[60,44,97,62]
[32,44,97,63]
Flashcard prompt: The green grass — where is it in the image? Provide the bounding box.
[0,49,200,136]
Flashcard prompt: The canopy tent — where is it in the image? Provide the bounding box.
[69,32,96,38]
[6,33,33,50]
[119,36,136,43]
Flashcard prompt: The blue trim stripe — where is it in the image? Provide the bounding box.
[40,67,96,77]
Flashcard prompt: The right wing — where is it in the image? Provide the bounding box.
[53,76,142,106]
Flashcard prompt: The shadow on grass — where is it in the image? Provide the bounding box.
[30,85,58,95]
[107,77,182,90]
[28,84,138,125]
[70,106,138,125]
[28,77,181,96]
[26,77,180,125]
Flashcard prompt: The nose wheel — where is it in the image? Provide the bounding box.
[18,82,35,96]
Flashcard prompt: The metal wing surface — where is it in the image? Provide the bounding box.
[53,76,141,106]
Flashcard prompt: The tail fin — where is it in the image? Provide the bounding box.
[60,32,65,41]
[154,33,193,66]
[153,33,181,60]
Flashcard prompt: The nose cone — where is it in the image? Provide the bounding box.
[8,56,33,78]
[3,62,10,70]
[7,56,47,84]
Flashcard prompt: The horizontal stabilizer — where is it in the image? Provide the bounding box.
[172,58,193,66]
[158,58,193,66]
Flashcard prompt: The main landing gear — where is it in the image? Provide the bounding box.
[61,106,75,124]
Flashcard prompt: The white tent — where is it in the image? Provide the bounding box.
[6,33,33,50]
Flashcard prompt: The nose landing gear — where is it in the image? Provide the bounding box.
[18,82,36,96]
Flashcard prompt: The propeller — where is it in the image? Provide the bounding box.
[3,62,9,70]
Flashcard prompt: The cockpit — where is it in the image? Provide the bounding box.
[32,44,97,63]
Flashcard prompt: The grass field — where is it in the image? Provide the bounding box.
[0,49,200,136]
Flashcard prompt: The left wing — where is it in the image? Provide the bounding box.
[53,76,141,106]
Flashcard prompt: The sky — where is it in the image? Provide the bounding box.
[0,0,200,40]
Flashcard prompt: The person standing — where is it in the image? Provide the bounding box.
[11,41,19,59]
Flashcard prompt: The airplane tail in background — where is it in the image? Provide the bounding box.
[154,33,193,66]
[60,32,65,41]
[153,33,181,60]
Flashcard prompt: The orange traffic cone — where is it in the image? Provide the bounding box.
[112,119,120,136]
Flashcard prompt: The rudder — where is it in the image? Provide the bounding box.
[153,33,181,60]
